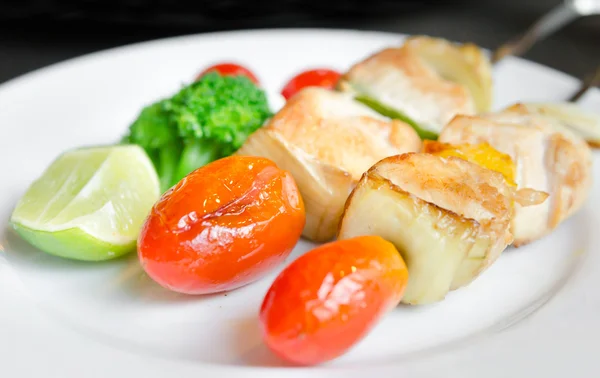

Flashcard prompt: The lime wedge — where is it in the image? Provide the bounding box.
[10,145,160,261]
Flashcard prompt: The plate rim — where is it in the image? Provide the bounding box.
[0,27,587,94]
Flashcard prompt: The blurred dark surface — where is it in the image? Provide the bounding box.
[0,0,598,84]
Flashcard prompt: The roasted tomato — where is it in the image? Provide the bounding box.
[281,69,341,100]
[195,63,260,85]
[138,156,305,294]
[259,236,409,365]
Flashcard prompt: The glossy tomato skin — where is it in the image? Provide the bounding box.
[281,69,341,100]
[138,156,305,295]
[259,236,409,365]
[196,63,260,85]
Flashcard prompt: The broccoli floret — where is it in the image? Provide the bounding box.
[121,102,182,191]
[122,72,271,192]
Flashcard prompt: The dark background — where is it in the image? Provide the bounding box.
[0,0,598,85]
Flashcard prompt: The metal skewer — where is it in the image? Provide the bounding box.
[491,0,600,101]
[491,0,583,64]
[568,65,600,102]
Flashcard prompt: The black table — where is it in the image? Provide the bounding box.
[0,2,598,85]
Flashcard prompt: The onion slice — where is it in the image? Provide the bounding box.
[519,102,600,148]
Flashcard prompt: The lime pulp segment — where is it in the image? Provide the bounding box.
[10,145,160,261]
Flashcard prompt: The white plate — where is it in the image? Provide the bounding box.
[0,29,599,378]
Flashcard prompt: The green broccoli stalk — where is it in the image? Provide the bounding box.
[122,72,271,192]
[175,139,220,185]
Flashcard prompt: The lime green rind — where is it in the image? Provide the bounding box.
[11,222,135,262]
[354,95,440,141]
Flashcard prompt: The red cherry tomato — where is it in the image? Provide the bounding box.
[138,156,305,295]
[281,69,342,100]
[195,63,260,85]
[259,236,409,365]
